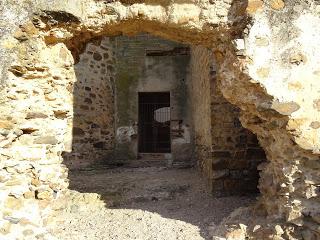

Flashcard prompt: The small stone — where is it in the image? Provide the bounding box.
[59,46,70,61]
[19,218,33,226]
[313,99,320,111]
[255,37,269,46]
[17,134,35,145]
[23,229,34,236]
[311,213,320,224]
[0,221,11,235]
[3,216,20,224]
[93,141,104,149]
[93,52,102,61]
[26,112,48,119]
[256,67,270,78]
[5,178,22,186]
[253,225,261,232]
[24,191,35,199]
[247,0,263,14]
[20,124,39,133]
[54,110,68,119]
[45,92,58,101]
[36,190,53,200]
[0,120,13,130]
[270,0,285,10]
[212,170,229,179]
[84,98,92,104]
[272,100,300,115]
[34,136,59,145]
[13,30,28,41]
[226,228,246,240]
[38,200,51,210]
[214,51,224,62]
[21,21,39,35]
[274,225,284,235]
[31,178,41,187]
[73,127,85,136]
[290,53,307,65]
[288,82,303,90]
[103,52,109,59]
[4,197,23,209]
[310,121,320,129]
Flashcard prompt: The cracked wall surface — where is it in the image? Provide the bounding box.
[0,0,320,239]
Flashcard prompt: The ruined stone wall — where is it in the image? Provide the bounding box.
[0,41,73,238]
[217,1,320,238]
[190,46,266,195]
[1,0,320,239]
[63,37,116,170]
[210,60,266,195]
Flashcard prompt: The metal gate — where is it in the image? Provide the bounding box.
[138,92,171,153]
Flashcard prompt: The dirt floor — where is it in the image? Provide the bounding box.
[49,166,256,240]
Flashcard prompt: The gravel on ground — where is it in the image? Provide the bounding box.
[49,166,256,240]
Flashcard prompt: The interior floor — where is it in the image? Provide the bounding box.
[49,165,256,240]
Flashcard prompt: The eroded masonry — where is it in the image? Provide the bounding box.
[1,0,320,239]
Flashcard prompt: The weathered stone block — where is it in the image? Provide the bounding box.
[34,136,59,145]
[270,0,285,10]
[271,100,300,115]
[4,197,23,210]
[212,151,231,158]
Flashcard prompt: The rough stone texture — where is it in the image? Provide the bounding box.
[189,46,213,183]
[62,37,116,170]
[0,0,320,239]
[210,61,265,195]
[190,46,266,195]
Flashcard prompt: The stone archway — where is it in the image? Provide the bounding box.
[1,0,320,239]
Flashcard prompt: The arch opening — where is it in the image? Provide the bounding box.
[56,32,267,239]
[2,1,320,239]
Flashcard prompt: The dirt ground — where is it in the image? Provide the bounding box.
[49,166,256,240]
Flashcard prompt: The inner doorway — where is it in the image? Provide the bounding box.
[138,92,171,153]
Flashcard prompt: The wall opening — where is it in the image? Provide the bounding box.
[59,32,267,239]
[138,92,171,154]
[3,1,320,238]
[61,33,267,197]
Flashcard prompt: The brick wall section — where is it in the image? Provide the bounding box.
[210,70,266,195]
[190,46,266,195]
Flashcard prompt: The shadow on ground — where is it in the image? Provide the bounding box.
[61,165,256,240]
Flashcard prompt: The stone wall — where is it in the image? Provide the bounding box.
[63,37,116,169]
[190,46,266,195]
[1,0,320,239]
[114,34,193,164]
[58,33,193,168]
[189,46,213,183]
[210,57,266,195]
[0,41,73,238]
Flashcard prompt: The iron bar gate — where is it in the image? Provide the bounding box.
[138,92,171,153]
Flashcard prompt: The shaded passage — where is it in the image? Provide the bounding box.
[49,166,255,240]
